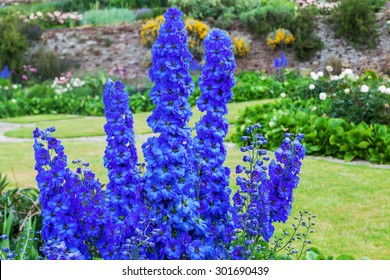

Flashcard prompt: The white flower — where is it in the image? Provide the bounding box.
[37,11,43,17]
[11,99,17,103]
[378,85,386,93]
[385,88,390,95]
[280,92,286,98]
[12,84,17,89]
[344,88,350,94]
[319,92,327,100]
[360,85,369,93]
[309,84,315,90]
[330,75,340,81]
[310,72,318,81]
[4,86,8,91]
[326,65,333,73]
[317,71,324,78]
[312,106,317,111]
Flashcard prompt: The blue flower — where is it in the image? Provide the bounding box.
[0,66,10,79]
[142,7,198,260]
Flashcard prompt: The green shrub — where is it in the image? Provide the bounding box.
[233,98,390,163]
[0,15,28,72]
[368,0,387,12]
[168,0,223,20]
[292,8,324,61]
[82,8,136,26]
[329,0,379,50]
[27,48,73,82]
[54,0,110,12]
[239,0,296,36]
[215,11,236,30]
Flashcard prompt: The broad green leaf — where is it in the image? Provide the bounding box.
[358,141,370,149]
[336,255,355,260]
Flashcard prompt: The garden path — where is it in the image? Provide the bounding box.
[0,121,388,169]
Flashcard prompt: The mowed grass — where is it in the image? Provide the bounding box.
[2,100,272,139]
[0,141,389,259]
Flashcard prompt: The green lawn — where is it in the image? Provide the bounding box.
[2,100,272,139]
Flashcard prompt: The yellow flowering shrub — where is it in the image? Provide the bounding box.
[140,15,165,48]
[266,28,295,49]
[232,37,250,58]
[185,18,209,58]
[140,16,209,58]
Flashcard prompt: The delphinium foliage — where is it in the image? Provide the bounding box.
[193,30,236,259]
[31,7,306,260]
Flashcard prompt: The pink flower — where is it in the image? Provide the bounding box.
[22,75,28,80]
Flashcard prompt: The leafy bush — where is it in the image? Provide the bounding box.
[292,7,324,61]
[0,174,42,260]
[0,15,28,72]
[329,0,379,50]
[135,8,154,20]
[214,11,236,30]
[82,8,136,26]
[168,0,223,20]
[54,0,110,12]
[368,0,387,12]
[239,0,296,36]
[233,98,390,163]
[26,48,73,82]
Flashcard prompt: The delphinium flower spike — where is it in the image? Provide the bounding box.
[33,127,86,259]
[102,79,145,259]
[193,29,236,259]
[232,124,274,259]
[142,7,199,259]
[268,133,306,223]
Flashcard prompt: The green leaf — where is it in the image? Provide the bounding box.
[357,141,370,149]
[329,135,339,145]
[336,255,355,260]
[306,251,320,260]
[344,152,356,162]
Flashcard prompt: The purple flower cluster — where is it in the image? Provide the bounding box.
[102,79,145,259]
[269,133,305,223]
[193,30,236,258]
[32,7,307,261]
[142,7,200,259]
[33,127,106,259]
[232,124,305,259]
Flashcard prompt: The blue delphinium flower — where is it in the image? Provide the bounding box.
[142,7,198,259]
[33,127,87,259]
[232,125,305,259]
[232,124,274,260]
[0,66,10,79]
[273,52,288,70]
[193,30,236,259]
[102,79,145,259]
[268,133,305,223]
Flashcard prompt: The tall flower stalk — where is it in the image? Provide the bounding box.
[102,79,144,259]
[142,7,199,259]
[193,30,236,259]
